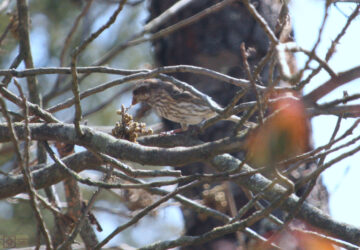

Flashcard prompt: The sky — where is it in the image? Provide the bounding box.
[290,0,360,226]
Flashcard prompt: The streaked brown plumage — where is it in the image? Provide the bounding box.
[132,79,241,130]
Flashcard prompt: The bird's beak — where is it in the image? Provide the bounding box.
[131,97,138,105]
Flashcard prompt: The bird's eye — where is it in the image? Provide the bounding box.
[171,89,180,96]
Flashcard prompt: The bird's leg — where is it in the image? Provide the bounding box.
[159,129,182,136]
[159,124,187,136]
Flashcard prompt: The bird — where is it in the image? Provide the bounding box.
[131,79,243,131]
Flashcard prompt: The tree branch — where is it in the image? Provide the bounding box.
[0,125,359,246]
[304,65,360,104]
[0,123,247,166]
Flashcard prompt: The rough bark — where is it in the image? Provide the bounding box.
[148,0,329,248]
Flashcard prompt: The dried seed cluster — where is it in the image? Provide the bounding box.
[112,104,153,142]
[122,187,155,212]
[200,184,228,220]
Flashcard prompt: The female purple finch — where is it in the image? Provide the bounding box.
[132,79,241,131]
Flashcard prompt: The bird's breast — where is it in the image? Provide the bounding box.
[151,101,214,125]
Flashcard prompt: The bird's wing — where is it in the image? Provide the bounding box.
[171,90,196,102]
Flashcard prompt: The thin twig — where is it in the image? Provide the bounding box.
[143,0,194,33]
[94,179,205,249]
[44,69,251,115]
[90,150,182,178]
[319,93,360,108]
[276,42,337,79]
[295,1,330,86]
[242,0,278,44]
[298,4,360,90]
[57,167,112,249]
[0,86,60,122]
[139,185,295,250]
[1,80,53,249]
[240,42,264,124]
[201,88,249,131]
[41,0,234,103]
[0,65,252,88]
[16,0,40,105]
[287,115,341,221]
[94,0,237,68]
[59,0,94,67]
[70,0,128,136]
[297,140,360,189]
[292,228,360,250]
[52,0,94,94]
[0,16,15,47]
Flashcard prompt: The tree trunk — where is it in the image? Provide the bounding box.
[148,1,329,248]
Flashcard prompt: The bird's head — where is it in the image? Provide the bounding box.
[132,85,149,105]
[132,79,163,105]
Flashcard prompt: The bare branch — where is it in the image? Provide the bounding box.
[304,65,360,103]
[16,0,40,105]
[0,123,247,166]
[0,85,53,248]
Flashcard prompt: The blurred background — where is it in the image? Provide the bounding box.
[0,0,359,248]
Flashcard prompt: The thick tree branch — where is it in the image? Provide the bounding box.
[0,151,98,199]
[210,154,360,246]
[304,65,360,103]
[1,150,359,246]
[0,123,246,166]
